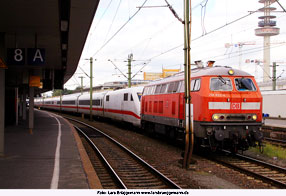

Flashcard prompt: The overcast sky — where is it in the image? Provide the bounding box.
[64,0,286,90]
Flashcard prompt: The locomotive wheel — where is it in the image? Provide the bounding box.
[208,136,218,152]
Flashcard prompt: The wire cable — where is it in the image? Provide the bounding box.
[275,0,286,12]
[92,0,149,57]
[86,0,113,53]
[200,0,208,35]
[144,3,263,62]
[103,0,122,43]
[164,0,184,24]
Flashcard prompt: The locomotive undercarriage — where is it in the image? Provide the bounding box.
[197,122,264,152]
[141,114,264,152]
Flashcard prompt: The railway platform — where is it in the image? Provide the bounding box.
[0,109,100,189]
[264,117,286,128]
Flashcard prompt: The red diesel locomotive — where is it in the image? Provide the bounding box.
[141,66,263,151]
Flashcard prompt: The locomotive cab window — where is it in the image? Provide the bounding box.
[191,79,201,91]
[235,78,256,91]
[210,77,232,91]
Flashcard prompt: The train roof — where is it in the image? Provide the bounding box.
[146,66,254,86]
[106,86,144,95]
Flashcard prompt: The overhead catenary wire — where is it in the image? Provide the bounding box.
[103,0,122,43]
[200,0,208,35]
[275,0,286,12]
[164,0,184,24]
[91,0,274,67]
[68,0,285,88]
[92,0,149,58]
[115,20,177,58]
[144,1,279,62]
[202,42,286,63]
[86,0,113,53]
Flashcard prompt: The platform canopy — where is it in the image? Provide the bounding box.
[0,0,100,94]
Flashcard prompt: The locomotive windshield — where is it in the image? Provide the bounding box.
[235,78,257,91]
[210,77,232,91]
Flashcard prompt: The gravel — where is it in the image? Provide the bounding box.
[53,111,285,189]
[66,115,282,189]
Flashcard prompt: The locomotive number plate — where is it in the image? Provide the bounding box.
[231,102,241,110]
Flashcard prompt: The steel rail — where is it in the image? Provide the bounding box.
[217,150,286,188]
[74,125,127,189]
[264,137,286,144]
[235,152,286,174]
[66,116,181,189]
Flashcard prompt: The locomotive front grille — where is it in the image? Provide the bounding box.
[226,115,246,121]
[212,113,258,122]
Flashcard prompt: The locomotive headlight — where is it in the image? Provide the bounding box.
[212,114,220,121]
[252,114,257,120]
[228,69,234,75]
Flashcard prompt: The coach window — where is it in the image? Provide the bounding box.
[79,100,88,105]
[106,95,110,102]
[124,93,128,101]
[92,99,101,106]
[62,100,75,105]
[131,94,134,101]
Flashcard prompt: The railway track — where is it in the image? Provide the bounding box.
[264,137,286,147]
[65,117,181,189]
[208,150,286,188]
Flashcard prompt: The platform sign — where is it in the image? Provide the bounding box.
[0,58,8,69]
[27,48,45,65]
[7,48,26,65]
[29,76,41,87]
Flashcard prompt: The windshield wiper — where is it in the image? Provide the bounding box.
[218,75,226,84]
